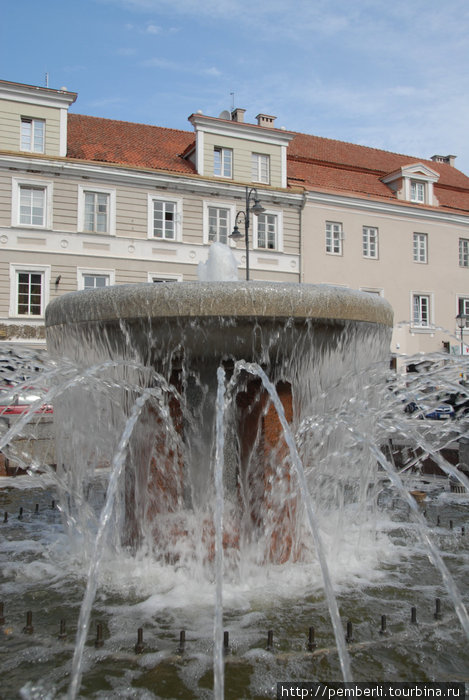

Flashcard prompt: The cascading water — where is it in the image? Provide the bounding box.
[1,280,468,698]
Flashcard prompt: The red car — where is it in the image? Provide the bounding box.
[0,385,53,415]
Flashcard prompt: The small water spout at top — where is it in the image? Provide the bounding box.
[197,242,239,281]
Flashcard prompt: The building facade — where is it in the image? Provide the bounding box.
[1,79,468,363]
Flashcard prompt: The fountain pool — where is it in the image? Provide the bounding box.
[0,281,468,698]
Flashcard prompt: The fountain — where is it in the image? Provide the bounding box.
[1,274,469,698]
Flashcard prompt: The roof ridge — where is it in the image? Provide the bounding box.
[288,128,451,168]
[69,112,193,137]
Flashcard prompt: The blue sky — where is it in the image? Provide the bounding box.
[3,0,469,174]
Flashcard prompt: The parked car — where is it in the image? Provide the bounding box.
[0,385,53,416]
[404,398,455,420]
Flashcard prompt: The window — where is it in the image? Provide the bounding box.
[208,206,230,244]
[148,273,182,283]
[12,178,52,228]
[213,147,232,178]
[360,287,383,296]
[410,180,425,203]
[152,200,176,239]
[83,274,110,290]
[362,226,378,259]
[78,186,115,235]
[459,238,469,268]
[203,201,235,245]
[147,195,182,241]
[458,297,469,327]
[21,117,45,153]
[9,264,50,317]
[412,293,431,327]
[19,186,46,226]
[326,221,343,255]
[252,153,270,184]
[84,192,109,233]
[254,212,281,251]
[77,268,115,291]
[413,233,428,263]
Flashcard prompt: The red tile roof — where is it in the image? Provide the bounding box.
[67,113,195,174]
[66,113,469,213]
[287,132,469,212]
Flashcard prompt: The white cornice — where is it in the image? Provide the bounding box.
[305,189,469,226]
[188,114,294,147]
[0,82,77,109]
[0,153,302,207]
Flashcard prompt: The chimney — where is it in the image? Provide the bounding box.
[431,154,457,167]
[231,108,246,123]
[256,113,276,128]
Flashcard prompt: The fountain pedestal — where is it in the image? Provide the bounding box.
[45,281,393,563]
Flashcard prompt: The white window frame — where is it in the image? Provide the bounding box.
[326,221,343,255]
[11,178,53,229]
[77,267,115,290]
[413,232,428,263]
[20,117,45,153]
[457,296,469,328]
[459,238,469,268]
[9,264,51,318]
[203,201,236,245]
[147,194,183,241]
[213,146,233,179]
[362,226,379,259]
[253,210,283,251]
[411,292,433,329]
[78,185,116,235]
[252,153,270,185]
[410,180,426,203]
[147,272,183,283]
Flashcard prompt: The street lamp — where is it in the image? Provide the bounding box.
[456,313,468,356]
[229,186,265,280]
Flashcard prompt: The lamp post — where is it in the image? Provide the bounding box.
[229,186,265,280]
[456,313,467,356]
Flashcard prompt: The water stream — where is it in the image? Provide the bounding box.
[1,338,469,698]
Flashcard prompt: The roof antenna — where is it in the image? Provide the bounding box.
[45,72,49,88]
[230,92,235,110]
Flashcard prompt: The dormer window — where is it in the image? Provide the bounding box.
[410,180,425,203]
[213,147,232,178]
[381,163,439,206]
[252,153,270,184]
[21,117,45,153]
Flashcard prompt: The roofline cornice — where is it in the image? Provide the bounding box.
[0,80,77,109]
[305,189,469,226]
[0,152,303,206]
[188,113,294,146]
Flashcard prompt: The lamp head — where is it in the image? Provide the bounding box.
[229,224,243,241]
[251,198,265,216]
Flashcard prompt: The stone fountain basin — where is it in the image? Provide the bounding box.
[45,281,393,361]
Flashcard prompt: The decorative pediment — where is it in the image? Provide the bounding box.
[381,162,440,185]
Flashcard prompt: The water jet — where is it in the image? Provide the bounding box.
[1,279,468,697]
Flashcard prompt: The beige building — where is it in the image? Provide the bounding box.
[0,78,468,364]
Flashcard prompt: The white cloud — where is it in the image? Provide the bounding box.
[146,23,161,34]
